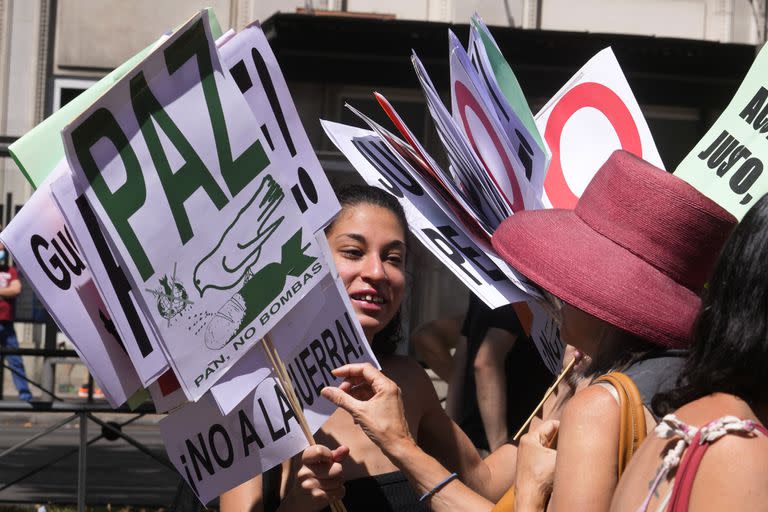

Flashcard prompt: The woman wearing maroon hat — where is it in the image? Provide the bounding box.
[609,193,768,512]
[321,150,737,511]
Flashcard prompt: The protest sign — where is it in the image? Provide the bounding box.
[160,377,308,503]
[50,170,169,385]
[507,48,663,372]
[347,103,493,241]
[210,270,378,416]
[165,271,378,501]
[373,92,493,238]
[62,11,334,400]
[8,9,225,189]
[515,301,564,375]
[468,14,548,161]
[323,120,533,308]
[217,23,339,234]
[675,45,768,219]
[0,165,141,407]
[535,48,663,208]
[450,30,543,209]
[412,52,511,228]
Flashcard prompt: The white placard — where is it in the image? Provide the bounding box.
[535,47,664,209]
[467,20,550,200]
[371,92,493,238]
[449,30,542,212]
[50,169,169,385]
[0,166,141,407]
[210,271,379,417]
[160,377,308,504]
[412,52,511,227]
[323,120,533,308]
[514,301,565,376]
[62,12,334,400]
[217,22,340,232]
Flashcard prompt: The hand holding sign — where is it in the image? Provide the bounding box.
[283,445,349,509]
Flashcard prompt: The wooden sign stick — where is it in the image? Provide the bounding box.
[261,335,347,512]
[512,356,577,443]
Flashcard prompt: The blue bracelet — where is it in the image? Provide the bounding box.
[418,472,459,503]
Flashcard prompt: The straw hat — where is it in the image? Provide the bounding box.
[492,150,737,348]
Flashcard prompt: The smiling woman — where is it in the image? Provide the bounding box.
[326,185,408,352]
[220,185,505,512]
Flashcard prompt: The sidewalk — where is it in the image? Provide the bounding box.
[0,403,165,428]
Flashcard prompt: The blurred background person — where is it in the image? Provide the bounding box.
[0,236,31,401]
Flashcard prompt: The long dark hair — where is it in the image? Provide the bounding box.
[653,194,768,416]
[326,185,409,356]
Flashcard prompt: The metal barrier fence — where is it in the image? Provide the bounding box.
[0,346,198,512]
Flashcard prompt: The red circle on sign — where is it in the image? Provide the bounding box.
[454,80,525,212]
[543,82,642,208]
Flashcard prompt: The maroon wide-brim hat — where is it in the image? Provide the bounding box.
[492,150,737,349]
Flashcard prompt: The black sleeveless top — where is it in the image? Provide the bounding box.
[320,471,427,512]
[264,465,427,512]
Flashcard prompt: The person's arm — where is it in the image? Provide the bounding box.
[474,328,516,450]
[547,385,620,512]
[411,314,463,382]
[445,335,467,421]
[399,356,513,501]
[322,363,503,511]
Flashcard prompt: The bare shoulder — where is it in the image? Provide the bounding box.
[379,354,440,414]
[560,383,620,427]
[702,429,768,471]
[379,354,433,390]
[690,430,768,510]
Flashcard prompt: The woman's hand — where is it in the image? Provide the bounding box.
[279,444,349,512]
[514,420,559,512]
[321,363,415,458]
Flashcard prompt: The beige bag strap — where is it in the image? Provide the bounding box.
[594,371,647,477]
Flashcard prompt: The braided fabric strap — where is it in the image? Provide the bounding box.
[636,415,760,512]
[697,415,759,444]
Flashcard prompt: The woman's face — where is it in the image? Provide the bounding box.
[326,204,407,341]
[556,302,606,357]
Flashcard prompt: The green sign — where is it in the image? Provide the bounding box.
[675,44,768,219]
[470,16,544,152]
[9,8,223,189]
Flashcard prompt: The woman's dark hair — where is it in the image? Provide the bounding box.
[326,185,408,356]
[653,194,768,416]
